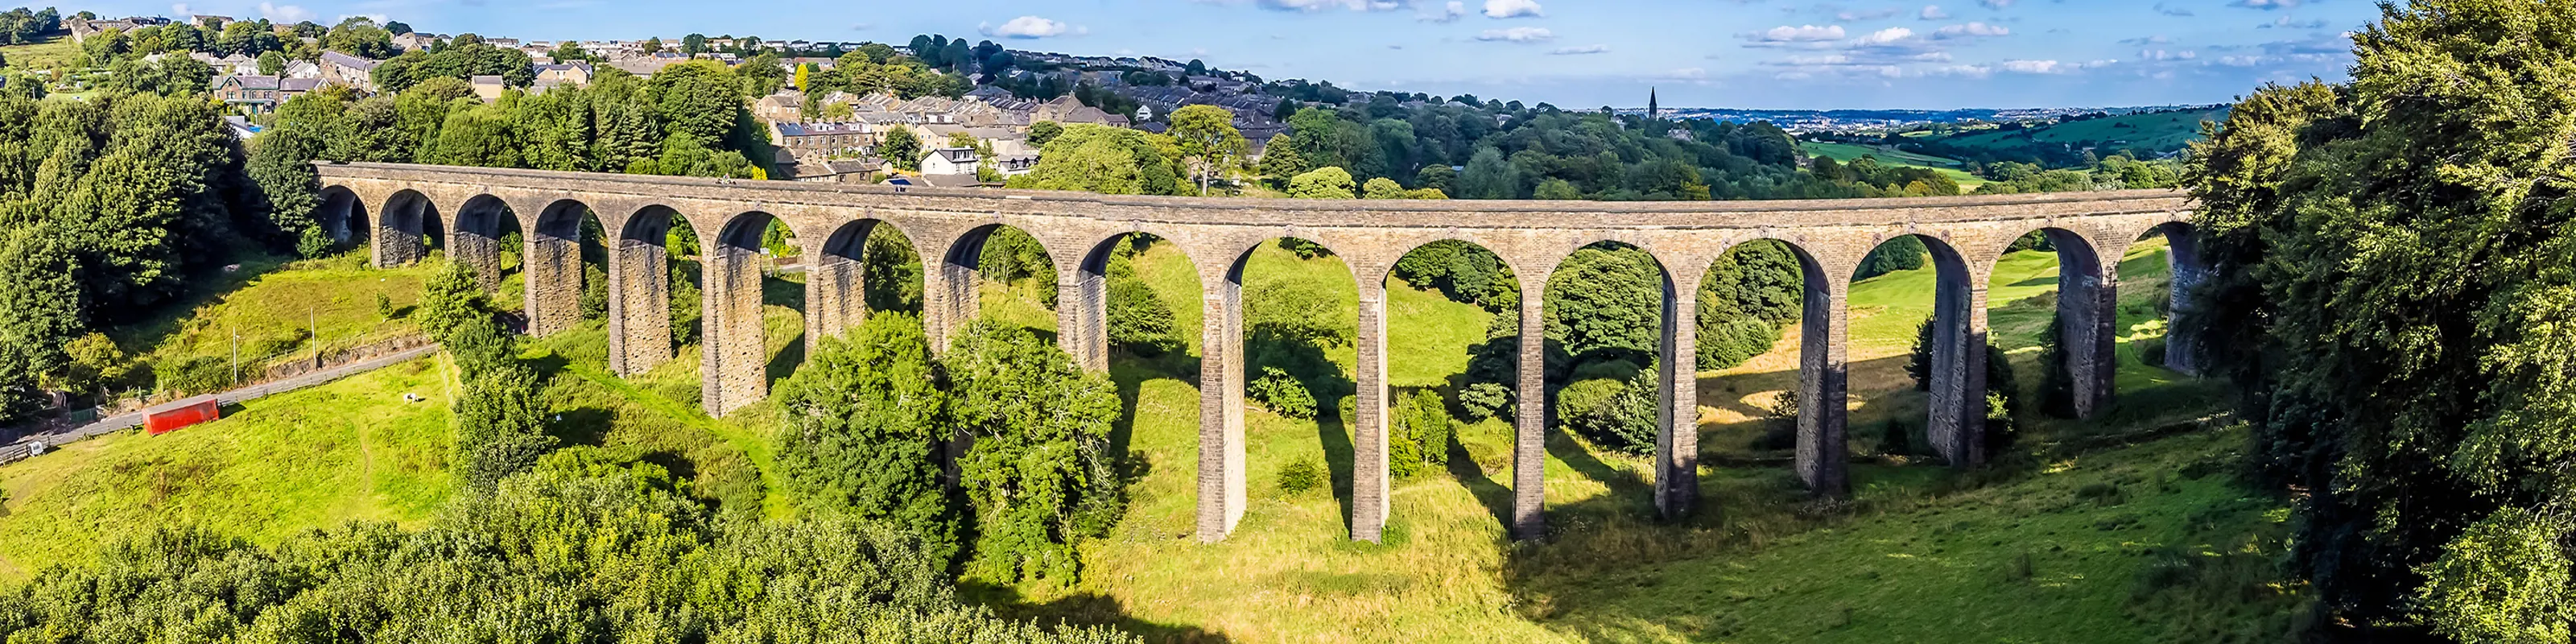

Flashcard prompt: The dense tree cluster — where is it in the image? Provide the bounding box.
[2183,2,2576,639]
[775,315,1125,583]
[371,34,538,93]
[0,6,56,45]
[0,92,264,422]
[0,452,1136,643]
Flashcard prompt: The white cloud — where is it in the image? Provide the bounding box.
[1919,5,1951,19]
[1476,27,1554,43]
[1999,59,2066,73]
[1744,24,1846,42]
[2231,0,2297,9]
[1255,0,1405,12]
[980,15,1083,39]
[1854,27,1915,45]
[1978,0,2013,8]
[1836,8,1899,22]
[1549,43,1610,55]
[171,3,192,16]
[258,2,315,23]
[1419,1,1467,22]
[1483,0,1543,19]
[1933,22,2009,39]
[2138,49,2198,60]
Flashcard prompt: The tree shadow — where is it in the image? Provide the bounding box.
[547,407,614,447]
[960,581,1235,643]
[762,275,804,308]
[765,332,805,385]
[1319,395,1356,534]
[1447,436,1513,529]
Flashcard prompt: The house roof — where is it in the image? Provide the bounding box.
[774,122,870,137]
[213,75,283,91]
[927,147,979,163]
[320,52,381,72]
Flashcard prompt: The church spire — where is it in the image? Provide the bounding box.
[1648,87,1660,122]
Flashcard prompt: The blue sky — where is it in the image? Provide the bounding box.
[101,0,2376,109]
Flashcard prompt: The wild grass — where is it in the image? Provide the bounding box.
[109,252,442,390]
[0,355,459,583]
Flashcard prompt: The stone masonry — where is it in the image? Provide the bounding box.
[318,161,2198,545]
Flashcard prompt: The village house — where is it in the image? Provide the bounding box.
[533,62,593,90]
[754,92,804,123]
[390,31,444,52]
[919,147,980,177]
[470,76,507,103]
[279,60,322,80]
[771,121,877,162]
[1030,95,1131,128]
[785,159,886,184]
[191,52,260,76]
[320,52,383,93]
[210,76,324,113]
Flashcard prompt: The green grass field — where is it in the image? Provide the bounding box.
[0,354,459,582]
[110,253,443,380]
[1798,141,1986,188]
[0,34,83,72]
[0,231,2280,642]
[1936,108,2230,158]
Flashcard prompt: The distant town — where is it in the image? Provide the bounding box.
[48,11,2219,187]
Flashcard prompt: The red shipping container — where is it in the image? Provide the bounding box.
[146,398,221,436]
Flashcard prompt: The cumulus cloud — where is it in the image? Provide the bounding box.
[1919,5,1951,19]
[1743,24,1847,43]
[1549,43,1610,55]
[980,15,1083,39]
[1484,0,1543,19]
[258,2,314,22]
[1853,27,1915,46]
[1933,22,2008,39]
[1476,27,1555,43]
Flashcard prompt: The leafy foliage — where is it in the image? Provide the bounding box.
[943,321,1125,583]
[775,312,962,564]
[1389,389,1454,478]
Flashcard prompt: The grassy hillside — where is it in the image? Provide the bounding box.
[0,34,80,72]
[109,253,443,381]
[0,355,460,582]
[1798,142,1987,188]
[0,230,2273,641]
[1930,108,2229,163]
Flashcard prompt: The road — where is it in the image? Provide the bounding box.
[6,345,442,454]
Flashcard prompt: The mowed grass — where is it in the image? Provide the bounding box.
[0,355,460,583]
[1798,142,1987,188]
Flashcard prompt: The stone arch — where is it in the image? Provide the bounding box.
[1065,229,1195,371]
[931,222,1063,346]
[806,216,926,346]
[1203,234,1362,540]
[702,210,801,417]
[1989,225,2116,421]
[525,199,605,336]
[1534,239,1678,516]
[451,195,517,293]
[374,189,442,267]
[316,185,367,247]
[604,204,684,378]
[1364,237,1525,535]
[2131,221,2206,377]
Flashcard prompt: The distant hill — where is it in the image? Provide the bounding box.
[1899,106,2231,168]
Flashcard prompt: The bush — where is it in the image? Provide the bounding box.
[1907,318,1934,391]
[155,356,230,395]
[1751,388,1801,452]
[1557,369,1658,456]
[1696,316,1781,372]
[774,313,961,565]
[1389,390,1453,478]
[1248,365,1318,419]
[943,321,1125,584]
[580,264,609,320]
[1277,460,1325,494]
[1457,382,1512,422]
[1983,343,2022,457]
[1878,419,1914,456]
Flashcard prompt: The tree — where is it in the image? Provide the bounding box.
[880,126,923,171]
[2182,2,2576,635]
[257,50,284,75]
[1362,177,1407,200]
[943,321,1124,583]
[1388,389,1453,478]
[774,313,962,564]
[1286,167,1356,199]
[648,60,744,144]
[1168,105,1247,196]
[1256,134,1307,185]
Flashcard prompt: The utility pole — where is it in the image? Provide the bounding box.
[229,322,239,387]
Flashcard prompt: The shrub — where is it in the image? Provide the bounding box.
[1557,369,1658,456]
[1906,318,1934,391]
[1277,460,1325,494]
[1389,390,1453,478]
[943,321,1125,584]
[155,356,230,395]
[1751,388,1800,452]
[580,264,608,320]
[1248,365,1318,419]
[1696,316,1781,372]
[1457,382,1512,422]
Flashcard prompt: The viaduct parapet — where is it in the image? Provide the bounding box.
[315,161,2200,543]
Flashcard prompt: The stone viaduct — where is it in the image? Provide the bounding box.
[314,161,2201,543]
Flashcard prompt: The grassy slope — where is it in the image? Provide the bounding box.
[0,355,460,582]
[1937,108,2230,156]
[0,35,81,72]
[0,232,2265,641]
[109,253,443,389]
[1798,142,1988,188]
